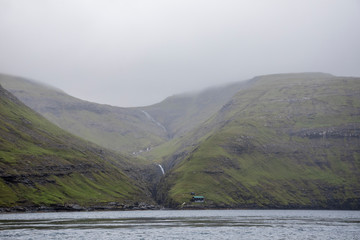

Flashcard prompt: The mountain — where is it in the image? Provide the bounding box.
[156,73,360,209]
[0,74,168,154]
[1,72,359,210]
[0,84,156,211]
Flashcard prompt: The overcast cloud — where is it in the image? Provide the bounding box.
[0,0,359,107]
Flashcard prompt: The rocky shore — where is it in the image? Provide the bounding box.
[0,202,162,213]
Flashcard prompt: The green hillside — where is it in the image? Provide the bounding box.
[0,74,167,154]
[0,84,155,210]
[157,73,360,209]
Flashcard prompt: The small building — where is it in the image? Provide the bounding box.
[191,196,205,203]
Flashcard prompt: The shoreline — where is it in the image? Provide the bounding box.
[1,205,358,214]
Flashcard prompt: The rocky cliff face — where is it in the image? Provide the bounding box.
[291,124,360,139]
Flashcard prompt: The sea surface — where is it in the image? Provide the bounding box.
[0,209,359,239]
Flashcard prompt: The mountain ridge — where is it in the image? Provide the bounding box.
[0,73,246,155]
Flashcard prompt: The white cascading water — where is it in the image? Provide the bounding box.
[158,164,165,175]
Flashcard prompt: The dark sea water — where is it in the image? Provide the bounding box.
[0,210,359,239]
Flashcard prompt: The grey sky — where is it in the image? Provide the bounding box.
[0,0,359,107]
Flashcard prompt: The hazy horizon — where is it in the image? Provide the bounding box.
[0,0,359,107]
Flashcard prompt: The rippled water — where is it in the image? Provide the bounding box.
[0,210,359,239]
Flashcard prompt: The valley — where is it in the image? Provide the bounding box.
[1,72,359,210]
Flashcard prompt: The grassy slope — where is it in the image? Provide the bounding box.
[0,85,153,208]
[0,74,167,154]
[158,73,360,209]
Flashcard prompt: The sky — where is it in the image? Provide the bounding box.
[0,0,359,107]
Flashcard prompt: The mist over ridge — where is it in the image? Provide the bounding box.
[0,0,359,107]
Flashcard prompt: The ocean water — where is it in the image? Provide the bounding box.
[0,209,359,239]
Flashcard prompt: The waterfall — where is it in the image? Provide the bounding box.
[158,164,165,175]
[141,110,167,133]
